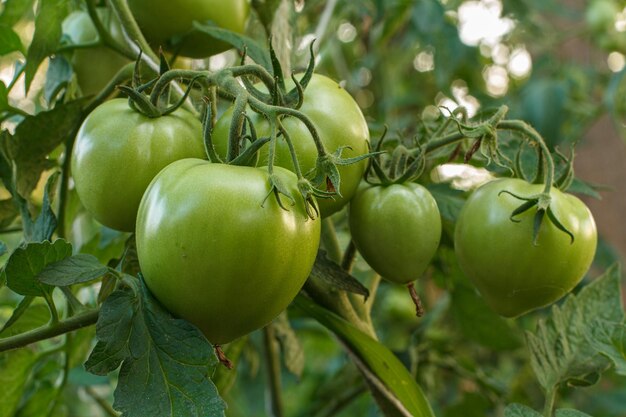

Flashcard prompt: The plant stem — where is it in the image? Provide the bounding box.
[543,387,557,417]
[85,386,119,417]
[321,218,342,263]
[263,325,284,417]
[0,309,99,353]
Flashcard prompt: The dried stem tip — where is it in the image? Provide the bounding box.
[407,282,425,317]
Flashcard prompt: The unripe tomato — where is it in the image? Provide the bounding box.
[349,183,442,284]
[136,159,321,344]
[127,0,250,58]
[214,74,370,217]
[71,99,205,232]
[62,9,130,96]
[454,178,597,317]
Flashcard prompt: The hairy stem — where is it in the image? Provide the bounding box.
[543,387,557,417]
[0,309,99,353]
[263,325,284,417]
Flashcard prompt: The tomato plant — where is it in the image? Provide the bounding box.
[135,159,321,344]
[213,73,370,217]
[454,178,598,317]
[62,9,130,96]
[127,0,250,58]
[349,183,442,285]
[2,1,626,417]
[71,98,206,232]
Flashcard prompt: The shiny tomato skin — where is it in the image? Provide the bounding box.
[62,9,131,96]
[454,178,597,317]
[128,0,250,58]
[135,159,321,344]
[71,99,205,232]
[213,74,370,217]
[349,183,442,284]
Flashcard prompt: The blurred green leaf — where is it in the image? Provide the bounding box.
[0,349,37,417]
[555,410,593,417]
[526,264,624,392]
[0,0,34,27]
[504,403,543,417]
[0,24,23,55]
[23,0,67,92]
[9,100,83,198]
[450,284,523,351]
[294,294,435,417]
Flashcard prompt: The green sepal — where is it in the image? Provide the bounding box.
[263,173,296,211]
[118,86,161,118]
[546,206,575,244]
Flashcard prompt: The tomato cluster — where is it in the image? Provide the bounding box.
[69,2,598,347]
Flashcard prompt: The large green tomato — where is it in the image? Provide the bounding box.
[128,0,250,58]
[71,99,205,232]
[349,183,442,284]
[136,159,321,344]
[62,9,130,97]
[213,74,370,217]
[454,178,597,317]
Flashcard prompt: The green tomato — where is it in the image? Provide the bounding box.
[62,9,130,97]
[128,0,250,58]
[213,74,370,217]
[454,178,597,318]
[349,183,442,284]
[136,159,321,344]
[71,98,205,232]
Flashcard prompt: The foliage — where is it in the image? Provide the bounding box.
[1,0,625,416]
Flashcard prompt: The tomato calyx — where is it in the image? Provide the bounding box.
[498,189,575,245]
[364,129,426,186]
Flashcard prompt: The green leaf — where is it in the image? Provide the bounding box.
[450,284,523,350]
[504,403,543,417]
[604,67,626,140]
[0,24,23,55]
[526,264,624,392]
[5,239,72,296]
[9,100,83,198]
[0,240,7,257]
[0,0,35,27]
[293,294,435,417]
[85,278,226,417]
[23,0,66,92]
[0,198,19,229]
[273,311,304,377]
[0,295,34,336]
[0,81,8,113]
[427,183,465,222]
[15,380,58,417]
[191,21,272,71]
[44,55,72,105]
[37,253,110,286]
[554,410,594,417]
[311,250,370,299]
[0,349,38,417]
[588,323,626,376]
[30,170,59,242]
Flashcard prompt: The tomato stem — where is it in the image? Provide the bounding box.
[262,326,285,417]
[407,282,425,317]
[0,308,100,353]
